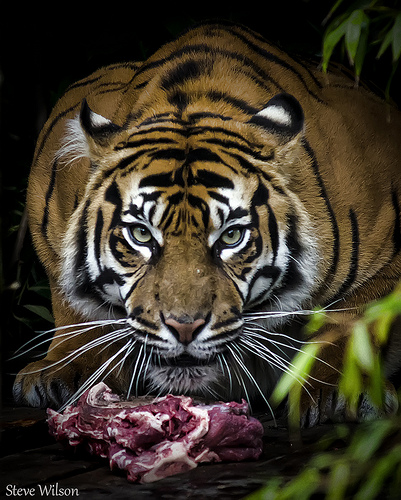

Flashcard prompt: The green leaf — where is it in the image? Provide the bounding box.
[322,18,348,72]
[279,468,321,500]
[24,304,54,323]
[339,354,362,414]
[322,0,347,25]
[353,17,369,80]
[348,419,393,463]
[270,342,321,406]
[377,28,393,59]
[327,461,351,500]
[354,444,401,500]
[392,12,401,62]
[345,10,366,64]
[351,321,374,372]
[304,308,327,336]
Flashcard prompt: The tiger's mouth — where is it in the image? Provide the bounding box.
[157,353,218,368]
[144,351,222,395]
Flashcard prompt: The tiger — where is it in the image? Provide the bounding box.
[13,22,401,427]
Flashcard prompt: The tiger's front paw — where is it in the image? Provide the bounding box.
[299,382,399,428]
[13,359,83,408]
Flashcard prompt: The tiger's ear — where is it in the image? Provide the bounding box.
[80,99,122,146]
[56,100,122,167]
[249,93,304,143]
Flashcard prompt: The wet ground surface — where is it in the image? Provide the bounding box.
[0,405,332,499]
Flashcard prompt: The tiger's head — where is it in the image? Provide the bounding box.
[58,93,321,398]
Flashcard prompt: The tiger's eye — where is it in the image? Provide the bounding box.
[220,228,243,246]
[130,226,152,244]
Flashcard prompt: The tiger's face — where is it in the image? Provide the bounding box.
[60,94,320,396]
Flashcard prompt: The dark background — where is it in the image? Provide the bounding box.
[1,2,400,406]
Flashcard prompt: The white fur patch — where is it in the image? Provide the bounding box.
[55,115,89,166]
[256,105,292,126]
[89,110,113,128]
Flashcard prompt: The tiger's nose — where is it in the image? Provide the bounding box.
[164,317,206,345]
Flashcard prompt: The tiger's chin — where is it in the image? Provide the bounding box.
[146,363,221,397]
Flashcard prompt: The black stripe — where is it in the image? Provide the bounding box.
[188,194,210,228]
[195,169,234,190]
[285,213,303,259]
[159,204,176,230]
[246,265,282,304]
[116,150,153,171]
[268,206,279,264]
[94,208,104,269]
[227,207,249,222]
[224,150,264,177]
[208,191,230,205]
[266,213,304,300]
[41,159,59,237]
[94,267,125,290]
[161,59,206,90]
[74,201,93,300]
[330,209,360,303]
[392,189,401,255]
[207,90,258,115]
[168,91,191,112]
[149,148,186,162]
[134,43,276,95]
[186,148,222,166]
[116,137,178,150]
[224,26,324,103]
[134,316,159,331]
[109,233,139,267]
[203,137,261,160]
[302,138,339,282]
[139,170,182,188]
[64,74,108,93]
[212,316,241,330]
[105,181,123,229]
[168,191,185,205]
[189,126,252,145]
[187,112,232,122]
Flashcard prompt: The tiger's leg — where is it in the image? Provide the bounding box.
[299,320,399,427]
[13,282,131,408]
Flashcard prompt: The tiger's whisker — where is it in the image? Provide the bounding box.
[239,334,338,388]
[242,328,340,376]
[217,352,233,395]
[135,343,148,397]
[227,343,275,420]
[242,324,335,349]
[237,338,319,403]
[142,344,153,391]
[58,339,133,411]
[11,319,128,359]
[18,328,133,376]
[127,343,144,399]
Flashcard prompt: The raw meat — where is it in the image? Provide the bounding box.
[47,383,264,483]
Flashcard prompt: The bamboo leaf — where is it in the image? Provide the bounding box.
[348,419,393,463]
[270,342,320,406]
[24,304,54,323]
[322,18,348,71]
[327,461,351,500]
[345,9,366,64]
[322,0,347,25]
[392,12,401,62]
[354,444,401,500]
[352,321,374,372]
[376,28,393,59]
